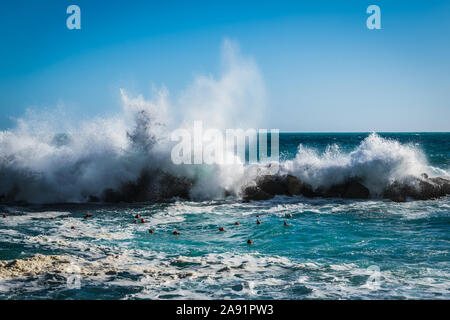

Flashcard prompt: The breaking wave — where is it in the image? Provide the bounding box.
[0,110,442,204]
[282,133,443,196]
[0,40,445,204]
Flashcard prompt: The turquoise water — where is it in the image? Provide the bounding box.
[0,133,449,299]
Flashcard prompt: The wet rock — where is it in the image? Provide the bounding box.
[120,170,153,202]
[254,174,316,197]
[284,175,316,197]
[101,170,153,203]
[342,180,370,199]
[87,195,100,202]
[0,186,27,205]
[383,176,450,202]
[285,175,302,195]
[316,185,342,198]
[244,172,449,202]
[415,177,450,200]
[101,188,123,203]
[244,175,370,200]
[383,182,407,202]
[300,182,316,197]
[415,179,440,200]
[256,175,289,195]
[157,174,193,200]
[101,171,194,203]
[223,189,234,197]
[429,177,450,195]
[317,179,369,199]
[242,186,274,202]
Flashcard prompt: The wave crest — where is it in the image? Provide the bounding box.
[283,133,432,196]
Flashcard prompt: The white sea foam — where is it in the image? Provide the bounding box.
[282,133,438,196]
[0,198,449,299]
[0,40,257,203]
[0,40,446,204]
[2,108,441,203]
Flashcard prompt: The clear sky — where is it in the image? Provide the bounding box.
[0,0,449,131]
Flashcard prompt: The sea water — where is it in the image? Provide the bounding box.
[0,132,449,299]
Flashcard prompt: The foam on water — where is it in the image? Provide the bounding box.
[0,195,449,299]
[0,124,444,203]
[0,40,449,299]
[0,40,263,204]
[1,41,446,204]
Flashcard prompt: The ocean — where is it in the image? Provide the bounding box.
[0,132,449,299]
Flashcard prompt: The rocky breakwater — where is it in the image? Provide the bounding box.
[242,174,450,202]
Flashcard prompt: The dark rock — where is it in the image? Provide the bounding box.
[156,174,193,199]
[120,170,153,202]
[255,174,316,197]
[88,195,100,202]
[0,185,21,204]
[101,171,194,203]
[383,182,407,202]
[102,170,154,203]
[285,175,302,195]
[242,173,449,202]
[342,180,370,199]
[383,176,450,202]
[224,189,234,197]
[429,177,450,195]
[102,188,123,203]
[300,182,316,197]
[242,186,274,202]
[256,175,289,195]
[318,179,369,199]
[317,185,344,198]
[415,179,439,200]
[415,177,450,199]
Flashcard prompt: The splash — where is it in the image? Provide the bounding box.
[178,39,266,130]
[282,133,432,196]
[0,39,260,204]
[0,39,443,203]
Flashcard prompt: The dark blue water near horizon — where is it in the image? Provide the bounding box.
[0,132,449,299]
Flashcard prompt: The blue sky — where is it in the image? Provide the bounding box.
[0,0,449,131]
